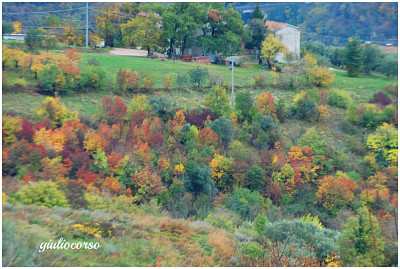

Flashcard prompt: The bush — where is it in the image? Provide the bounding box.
[240,242,265,258]
[14,78,26,87]
[80,65,107,92]
[188,67,209,89]
[293,92,319,121]
[16,181,69,208]
[371,91,391,107]
[224,186,264,220]
[263,219,340,259]
[309,66,334,87]
[185,108,218,128]
[328,89,352,108]
[115,68,139,94]
[38,65,63,95]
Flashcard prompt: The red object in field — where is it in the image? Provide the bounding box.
[183,55,192,61]
[194,57,210,63]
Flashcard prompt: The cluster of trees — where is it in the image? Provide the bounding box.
[302,39,398,78]
[3,78,398,265]
[2,46,165,95]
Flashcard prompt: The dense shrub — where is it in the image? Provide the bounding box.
[263,219,340,259]
[115,68,139,94]
[80,65,108,92]
[371,91,391,107]
[224,187,264,220]
[16,181,69,208]
[293,92,318,121]
[309,66,334,87]
[185,108,218,128]
[328,89,352,108]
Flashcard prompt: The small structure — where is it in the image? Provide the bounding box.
[265,20,300,62]
[95,40,105,48]
[2,34,26,41]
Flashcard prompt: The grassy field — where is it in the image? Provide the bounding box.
[2,40,398,119]
[3,203,235,267]
[331,71,397,102]
[78,53,263,88]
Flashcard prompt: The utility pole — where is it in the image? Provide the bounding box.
[86,2,89,48]
[229,60,234,106]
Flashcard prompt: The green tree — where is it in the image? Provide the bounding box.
[162,3,206,59]
[183,164,217,196]
[298,127,327,155]
[250,3,265,20]
[199,4,246,56]
[344,37,364,77]
[246,165,265,192]
[253,213,268,234]
[260,33,287,69]
[25,29,43,50]
[362,44,383,75]
[209,116,235,147]
[339,207,385,266]
[377,53,398,78]
[2,22,14,36]
[205,86,230,116]
[224,186,264,220]
[235,91,254,122]
[121,14,163,55]
[188,67,209,89]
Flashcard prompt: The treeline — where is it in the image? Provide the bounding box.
[302,39,398,78]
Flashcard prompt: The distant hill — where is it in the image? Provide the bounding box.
[3,2,398,46]
[233,2,398,46]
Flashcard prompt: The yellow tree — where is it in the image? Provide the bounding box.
[2,46,13,70]
[256,92,277,119]
[13,21,22,34]
[260,33,287,69]
[120,14,163,55]
[204,86,230,116]
[95,3,121,47]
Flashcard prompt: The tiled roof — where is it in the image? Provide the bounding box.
[265,21,288,31]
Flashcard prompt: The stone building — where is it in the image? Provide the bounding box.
[265,21,300,62]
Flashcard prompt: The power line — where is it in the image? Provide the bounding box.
[302,31,396,45]
[3,6,86,15]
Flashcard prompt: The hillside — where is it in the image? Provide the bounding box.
[2,12,398,267]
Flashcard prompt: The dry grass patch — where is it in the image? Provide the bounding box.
[207,229,235,257]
